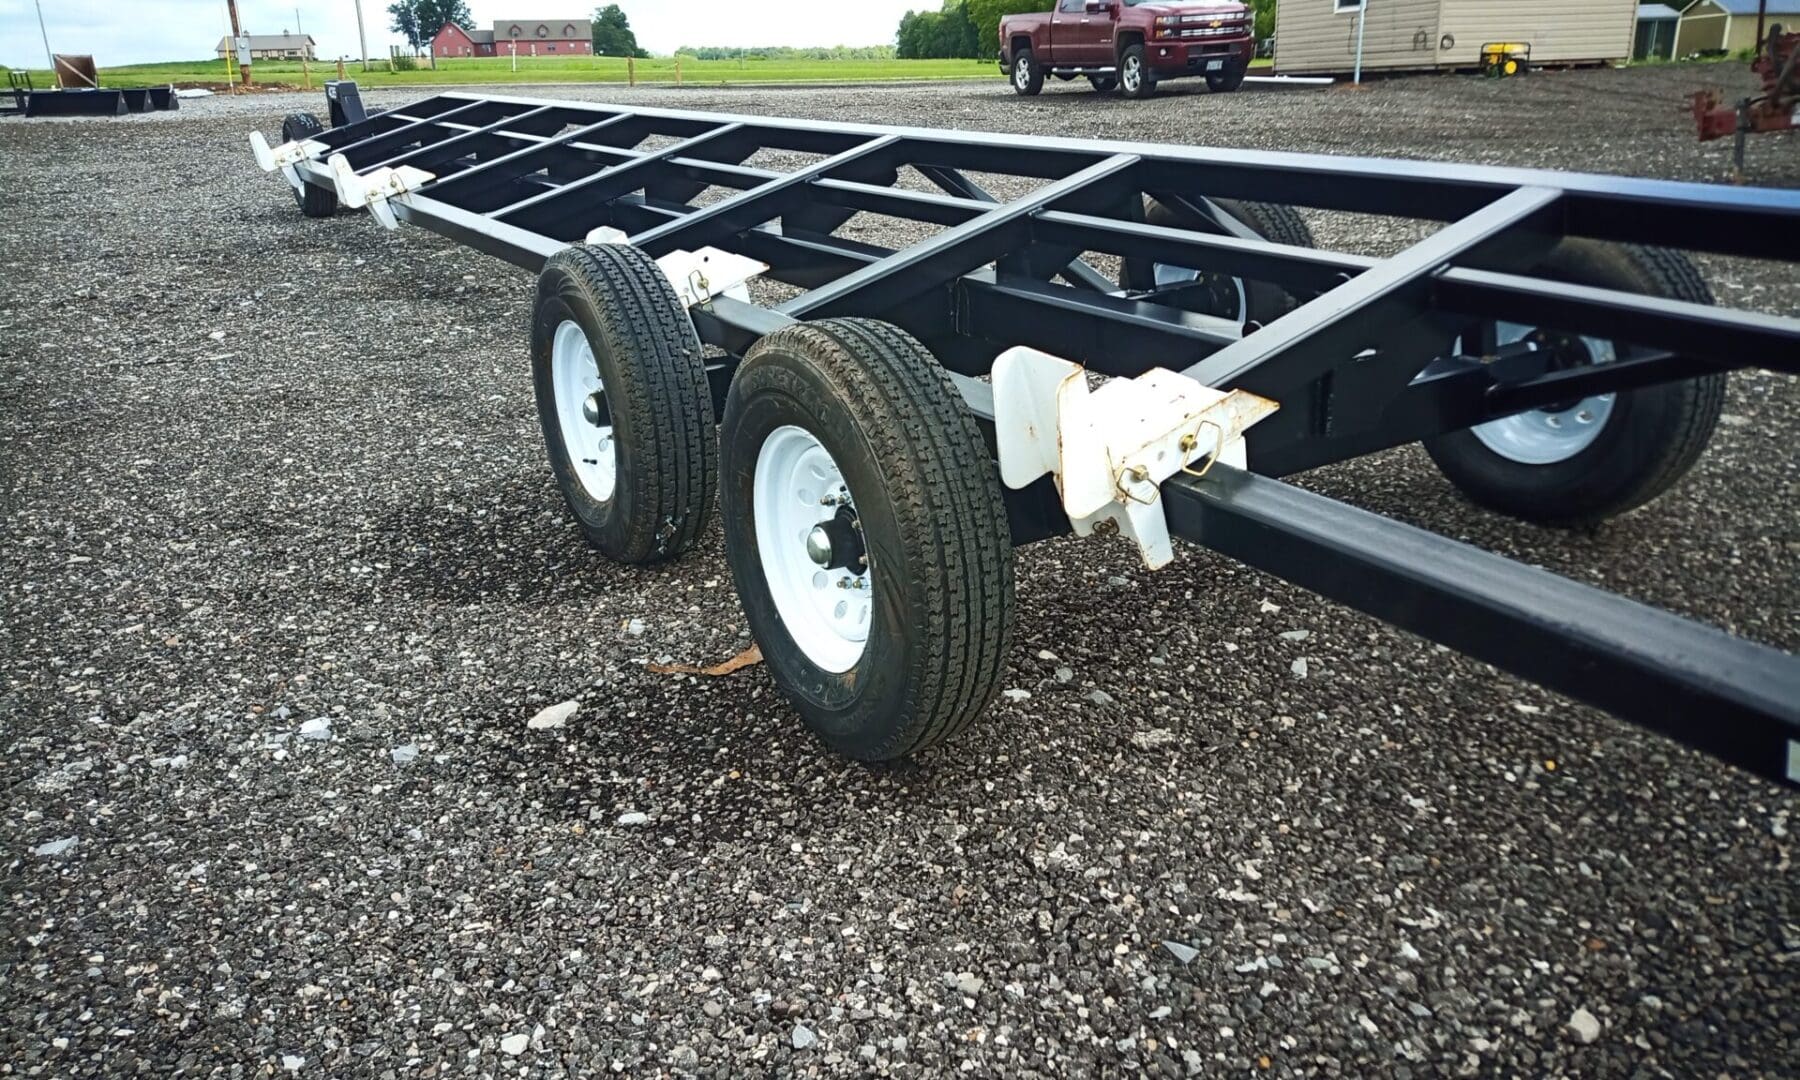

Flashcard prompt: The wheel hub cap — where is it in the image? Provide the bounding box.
[753,426,871,672]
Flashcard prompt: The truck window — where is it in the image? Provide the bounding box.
[1057,0,1085,11]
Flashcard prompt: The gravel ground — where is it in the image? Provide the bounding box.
[3,66,1796,1078]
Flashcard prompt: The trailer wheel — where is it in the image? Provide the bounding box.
[531,243,716,563]
[1121,198,1315,327]
[719,319,1014,761]
[281,113,337,218]
[1119,44,1155,98]
[1012,48,1044,96]
[1088,75,1118,92]
[1423,242,1725,526]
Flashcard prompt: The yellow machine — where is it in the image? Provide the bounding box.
[1481,42,1531,77]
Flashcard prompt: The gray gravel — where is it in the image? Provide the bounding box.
[4,66,1797,1077]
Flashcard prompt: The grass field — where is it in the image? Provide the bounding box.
[13,55,1005,90]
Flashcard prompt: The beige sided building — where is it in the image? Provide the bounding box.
[1274,0,1639,75]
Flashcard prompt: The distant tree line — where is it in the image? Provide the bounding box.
[675,45,898,61]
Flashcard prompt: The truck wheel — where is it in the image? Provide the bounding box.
[281,113,337,218]
[1088,75,1118,92]
[531,243,716,564]
[1119,44,1155,98]
[1422,242,1725,526]
[1012,48,1044,96]
[1206,62,1248,93]
[719,319,1015,761]
[1120,197,1315,328]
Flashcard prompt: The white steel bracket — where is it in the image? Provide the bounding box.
[992,346,1279,569]
[586,227,767,309]
[326,153,437,231]
[247,131,330,194]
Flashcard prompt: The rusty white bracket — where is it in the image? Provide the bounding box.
[992,346,1279,569]
[248,131,329,193]
[327,153,436,231]
[583,228,767,309]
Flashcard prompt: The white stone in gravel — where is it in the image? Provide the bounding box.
[1054,666,1074,683]
[390,744,418,765]
[1087,689,1115,706]
[791,1024,817,1049]
[1259,981,1278,998]
[1149,1005,1171,1019]
[1162,940,1199,964]
[1357,1014,1380,1036]
[1567,1007,1601,1044]
[626,618,646,636]
[954,972,984,996]
[527,701,578,730]
[1397,940,1422,963]
[1131,728,1177,749]
[1259,599,1280,613]
[1001,689,1031,702]
[281,1055,304,1071]
[499,1033,530,1056]
[1290,658,1309,678]
[617,811,649,826]
[1037,649,1058,661]
[33,837,77,857]
[297,717,331,741]
[1279,629,1310,641]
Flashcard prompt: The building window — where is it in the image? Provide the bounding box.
[1334,0,1363,11]
[509,25,522,37]
[546,44,556,51]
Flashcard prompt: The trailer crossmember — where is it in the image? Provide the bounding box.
[252,84,1800,786]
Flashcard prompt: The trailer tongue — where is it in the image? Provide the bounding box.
[250,83,1800,787]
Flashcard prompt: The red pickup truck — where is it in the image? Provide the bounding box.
[999,0,1255,99]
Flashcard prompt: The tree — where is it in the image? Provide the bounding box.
[592,4,649,58]
[896,1,983,59]
[966,0,1044,56]
[388,0,474,50]
[1250,0,1276,43]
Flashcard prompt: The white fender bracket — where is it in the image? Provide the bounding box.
[327,153,436,231]
[248,131,330,193]
[585,227,767,309]
[992,346,1278,570]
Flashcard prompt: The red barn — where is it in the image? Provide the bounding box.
[432,19,594,59]
[430,23,495,58]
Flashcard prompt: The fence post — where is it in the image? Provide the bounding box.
[628,55,636,86]
[675,58,682,86]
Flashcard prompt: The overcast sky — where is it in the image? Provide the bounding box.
[0,1,928,68]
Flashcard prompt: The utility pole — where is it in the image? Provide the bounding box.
[354,0,370,72]
[226,0,252,85]
[1756,0,1769,50]
[33,0,54,76]
[1353,0,1369,86]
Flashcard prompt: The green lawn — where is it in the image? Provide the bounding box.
[14,56,1002,90]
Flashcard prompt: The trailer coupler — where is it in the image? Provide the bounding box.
[993,346,1277,569]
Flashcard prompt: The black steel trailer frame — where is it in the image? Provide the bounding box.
[261,84,1800,789]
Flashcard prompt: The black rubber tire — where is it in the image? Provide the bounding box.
[281,113,337,218]
[719,319,1015,761]
[1011,48,1044,95]
[1088,75,1118,92]
[1121,197,1315,325]
[530,243,716,563]
[1423,241,1726,527]
[1206,62,1248,92]
[1119,43,1155,98]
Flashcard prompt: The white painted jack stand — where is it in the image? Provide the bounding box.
[993,346,1278,569]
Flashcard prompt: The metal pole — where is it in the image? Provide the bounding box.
[297,8,311,90]
[32,0,54,74]
[1756,0,1768,50]
[354,0,370,72]
[226,0,251,85]
[1354,0,1368,86]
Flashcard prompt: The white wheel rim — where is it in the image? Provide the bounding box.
[1468,322,1618,465]
[1015,57,1030,89]
[1123,56,1141,91]
[551,319,617,502]
[753,425,871,673]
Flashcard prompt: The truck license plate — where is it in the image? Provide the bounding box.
[1207,60,1224,71]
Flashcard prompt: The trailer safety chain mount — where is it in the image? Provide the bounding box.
[247,131,330,194]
